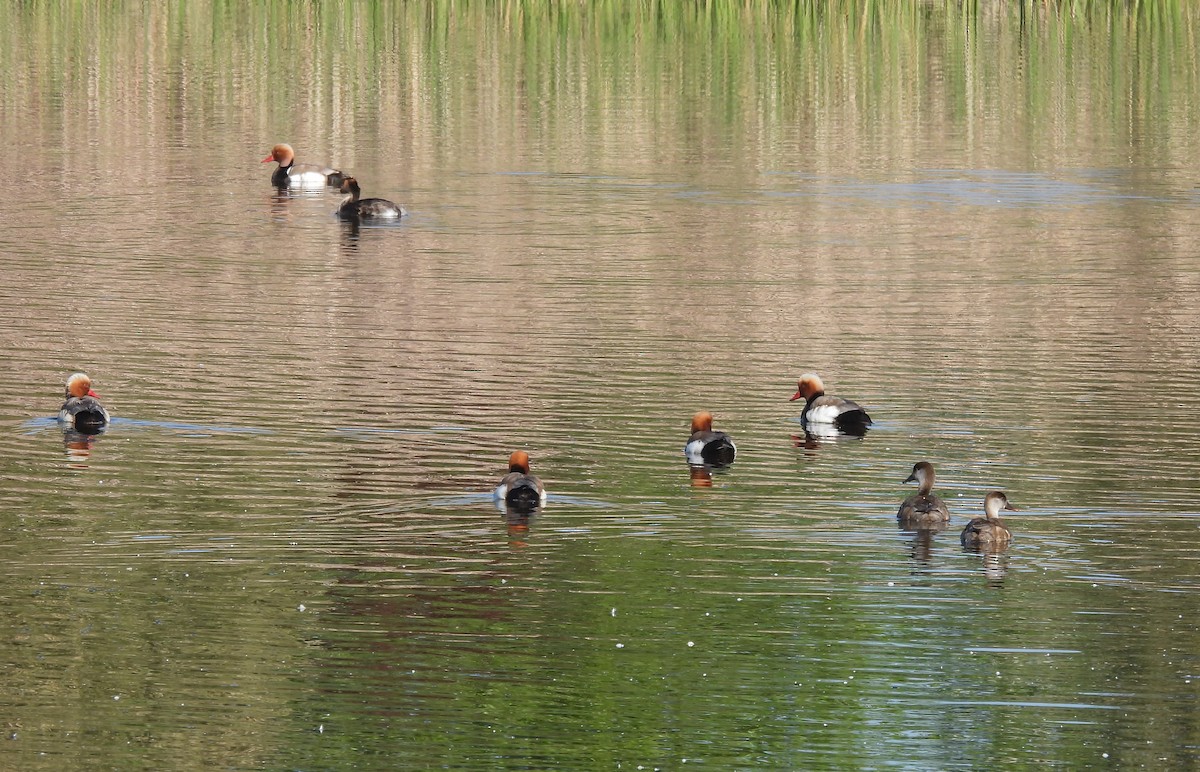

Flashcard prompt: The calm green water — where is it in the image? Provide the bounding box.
[2,2,1200,768]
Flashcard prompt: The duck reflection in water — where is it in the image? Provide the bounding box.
[62,428,103,465]
[981,552,1009,586]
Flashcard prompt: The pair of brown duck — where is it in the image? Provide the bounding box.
[899,461,1018,550]
[261,143,403,220]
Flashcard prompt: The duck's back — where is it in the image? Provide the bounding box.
[685,430,736,466]
[960,517,1011,549]
[59,396,109,432]
[897,493,949,528]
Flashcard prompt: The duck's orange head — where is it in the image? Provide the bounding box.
[261,143,295,165]
[65,372,96,399]
[790,373,825,402]
[691,411,714,433]
[508,450,531,474]
[339,176,360,194]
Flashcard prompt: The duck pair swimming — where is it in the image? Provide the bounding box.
[58,374,544,513]
[262,143,403,220]
[685,373,872,464]
[898,461,1018,550]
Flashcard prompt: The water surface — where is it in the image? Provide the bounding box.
[1,2,1199,768]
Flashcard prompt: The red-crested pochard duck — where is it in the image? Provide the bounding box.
[685,411,737,467]
[58,372,110,433]
[898,461,951,529]
[336,177,403,220]
[261,143,346,188]
[960,491,1017,551]
[494,451,546,512]
[790,373,872,435]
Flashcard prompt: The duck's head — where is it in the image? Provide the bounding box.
[338,176,361,195]
[790,373,825,402]
[261,143,295,166]
[508,450,531,474]
[690,410,715,433]
[984,491,1017,518]
[903,461,935,487]
[65,372,98,399]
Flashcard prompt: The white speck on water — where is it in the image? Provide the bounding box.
[113,695,120,701]
[318,724,324,733]
[687,641,694,647]
[616,643,624,649]
[611,608,617,617]
[298,604,306,612]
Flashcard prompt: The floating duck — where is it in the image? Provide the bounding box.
[336,177,403,220]
[790,373,872,436]
[262,143,346,188]
[494,451,546,512]
[897,461,950,530]
[960,491,1017,551]
[684,411,736,467]
[58,372,110,433]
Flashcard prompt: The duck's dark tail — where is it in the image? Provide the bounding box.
[834,410,872,437]
[71,409,108,434]
[701,437,737,467]
[505,483,542,513]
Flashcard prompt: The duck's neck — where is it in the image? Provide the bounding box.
[340,186,360,207]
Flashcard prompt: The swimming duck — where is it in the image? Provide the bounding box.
[960,491,1017,551]
[684,411,736,467]
[790,373,872,435]
[58,372,110,433]
[261,143,346,188]
[897,461,951,529]
[494,451,546,512]
[336,177,404,220]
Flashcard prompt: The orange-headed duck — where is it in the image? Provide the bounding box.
[58,372,110,433]
[790,373,872,435]
[685,411,736,467]
[898,461,951,529]
[336,177,404,220]
[262,143,346,188]
[960,491,1017,551]
[494,451,546,512]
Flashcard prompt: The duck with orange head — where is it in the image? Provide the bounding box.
[494,451,546,513]
[58,372,110,434]
[790,373,872,436]
[684,411,737,468]
[261,143,346,188]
